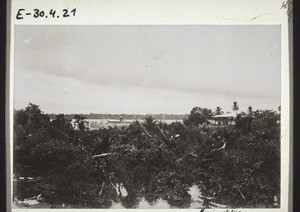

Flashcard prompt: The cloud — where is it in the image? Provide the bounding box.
[14,25,281,113]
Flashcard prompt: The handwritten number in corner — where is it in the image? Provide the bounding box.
[62,9,69,17]
[49,9,56,18]
[16,8,77,20]
[281,1,293,22]
[71,8,76,16]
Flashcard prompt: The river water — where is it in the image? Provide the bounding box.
[71,118,183,130]
[110,185,203,209]
[13,185,206,209]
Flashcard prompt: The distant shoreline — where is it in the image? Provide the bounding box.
[48,113,189,120]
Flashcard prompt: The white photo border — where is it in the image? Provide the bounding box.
[7,0,292,212]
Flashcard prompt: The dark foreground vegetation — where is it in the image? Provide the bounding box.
[13,103,280,208]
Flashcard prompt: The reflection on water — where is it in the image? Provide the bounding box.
[188,185,203,208]
[111,185,203,209]
[111,198,172,209]
[115,183,128,197]
[14,183,210,209]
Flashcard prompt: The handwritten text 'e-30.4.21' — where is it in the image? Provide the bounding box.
[16,8,77,20]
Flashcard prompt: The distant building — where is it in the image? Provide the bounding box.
[210,113,236,126]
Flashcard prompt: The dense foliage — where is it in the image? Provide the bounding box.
[13,103,280,208]
[183,107,213,126]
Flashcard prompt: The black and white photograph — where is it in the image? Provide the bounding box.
[8,1,292,211]
[12,24,282,209]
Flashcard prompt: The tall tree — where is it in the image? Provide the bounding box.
[214,106,223,115]
[14,103,51,136]
[142,115,157,132]
[74,114,87,132]
[50,114,74,139]
[184,107,213,126]
[248,106,253,114]
[232,101,239,115]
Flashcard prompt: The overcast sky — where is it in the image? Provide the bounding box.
[14,25,280,114]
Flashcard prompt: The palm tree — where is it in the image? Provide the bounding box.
[142,115,157,131]
[232,101,239,115]
[215,106,223,115]
[248,106,253,114]
[95,130,117,154]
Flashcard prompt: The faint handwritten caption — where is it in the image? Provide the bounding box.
[16,8,77,20]
[200,209,242,212]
